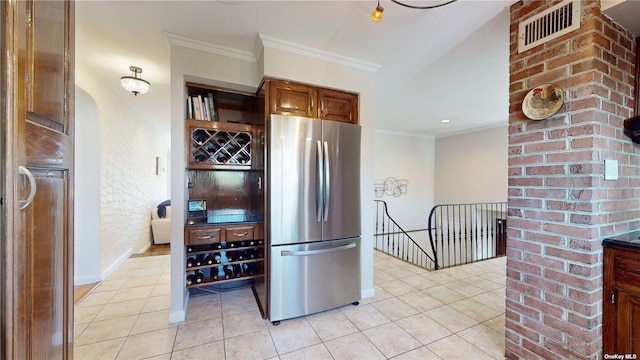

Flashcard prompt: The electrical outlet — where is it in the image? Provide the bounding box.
[604,159,618,180]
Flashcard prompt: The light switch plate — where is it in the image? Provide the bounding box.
[604,159,618,180]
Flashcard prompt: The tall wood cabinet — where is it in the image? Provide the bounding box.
[603,233,640,356]
[2,1,75,359]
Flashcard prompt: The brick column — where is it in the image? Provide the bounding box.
[506,1,637,359]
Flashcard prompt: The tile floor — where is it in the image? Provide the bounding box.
[74,251,506,359]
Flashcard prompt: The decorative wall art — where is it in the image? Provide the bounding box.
[522,83,565,120]
[374,177,408,197]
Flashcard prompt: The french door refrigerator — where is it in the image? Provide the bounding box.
[267,114,361,323]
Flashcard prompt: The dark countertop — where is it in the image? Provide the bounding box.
[602,230,640,250]
[185,209,263,227]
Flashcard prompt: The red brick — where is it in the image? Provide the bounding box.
[543,314,600,342]
[522,338,563,360]
[525,188,566,199]
[525,140,566,153]
[544,269,599,291]
[506,298,542,322]
[545,246,599,265]
[524,165,566,176]
[508,238,541,254]
[567,311,601,330]
[523,274,564,294]
[509,198,542,209]
[509,258,542,276]
[523,252,565,270]
[522,317,564,343]
[523,231,565,246]
[507,278,542,298]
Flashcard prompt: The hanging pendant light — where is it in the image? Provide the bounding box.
[371,0,458,22]
[120,66,150,96]
[371,0,384,22]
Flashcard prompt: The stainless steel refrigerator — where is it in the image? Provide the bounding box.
[266,114,361,323]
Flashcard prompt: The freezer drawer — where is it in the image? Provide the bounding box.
[269,238,361,322]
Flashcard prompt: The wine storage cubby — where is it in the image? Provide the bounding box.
[186,119,257,170]
[184,240,265,288]
[191,128,252,166]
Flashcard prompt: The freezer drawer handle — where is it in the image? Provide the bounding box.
[281,242,356,257]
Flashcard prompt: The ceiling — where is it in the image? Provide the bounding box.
[75,0,519,137]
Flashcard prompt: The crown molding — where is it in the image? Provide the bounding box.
[164,32,257,63]
[375,128,435,139]
[258,34,381,73]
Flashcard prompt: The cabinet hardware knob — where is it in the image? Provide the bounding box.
[234,232,248,237]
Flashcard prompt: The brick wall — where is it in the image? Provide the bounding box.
[506,1,637,359]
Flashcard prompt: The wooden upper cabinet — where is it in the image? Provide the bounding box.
[269,80,317,118]
[318,88,358,124]
[266,79,359,124]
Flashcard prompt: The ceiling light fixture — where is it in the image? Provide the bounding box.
[371,0,384,22]
[120,66,150,96]
[371,0,458,22]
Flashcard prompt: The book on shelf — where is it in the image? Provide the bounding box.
[186,96,193,119]
[203,97,211,121]
[193,96,203,120]
[207,93,217,121]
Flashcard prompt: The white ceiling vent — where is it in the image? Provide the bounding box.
[518,0,581,53]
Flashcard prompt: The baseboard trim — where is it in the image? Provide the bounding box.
[74,274,102,285]
[100,248,133,280]
[361,287,375,299]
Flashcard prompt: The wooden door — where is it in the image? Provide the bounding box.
[1,1,75,359]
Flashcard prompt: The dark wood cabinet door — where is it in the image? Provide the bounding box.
[269,80,317,118]
[604,245,640,356]
[616,290,640,355]
[318,88,358,124]
[2,1,75,359]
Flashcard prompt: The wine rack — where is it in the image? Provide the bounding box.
[185,240,265,288]
[190,127,252,168]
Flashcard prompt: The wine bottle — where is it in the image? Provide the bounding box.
[186,256,196,268]
[217,265,225,279]
[192,130,208,145]
[246,249,256,259]
[195,254,204,267]
[204,254,214,265]
[235,250,245,261]
[195,270,204,284]
[193,150,208,163]
[219,251,229,264]
[186,271,196,285]
[224,265,233,279]
[247,262,257,276]
[209,267,219,280]
[214,253,221,264]
[233,263,242,277]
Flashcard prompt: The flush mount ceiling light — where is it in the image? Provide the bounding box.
[120,66,150,96]
[371,0,458,22]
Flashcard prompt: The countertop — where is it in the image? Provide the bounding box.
[185,209,263,227]
[602,230,640,250]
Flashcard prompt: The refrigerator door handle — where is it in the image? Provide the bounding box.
[323,141,330,222]
[316,140,323,222]
[281,242,357,257]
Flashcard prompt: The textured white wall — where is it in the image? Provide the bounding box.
[434,125,508,204]
[74,87,101,285]
[75,63,170,279]
[374,131,435,230]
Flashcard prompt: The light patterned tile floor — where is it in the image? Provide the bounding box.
[74,251,506,359]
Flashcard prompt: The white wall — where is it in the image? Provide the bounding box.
[374,131,435,230]
[74,87,101,285]
[75,63,170,281]
[434,125,508,204]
